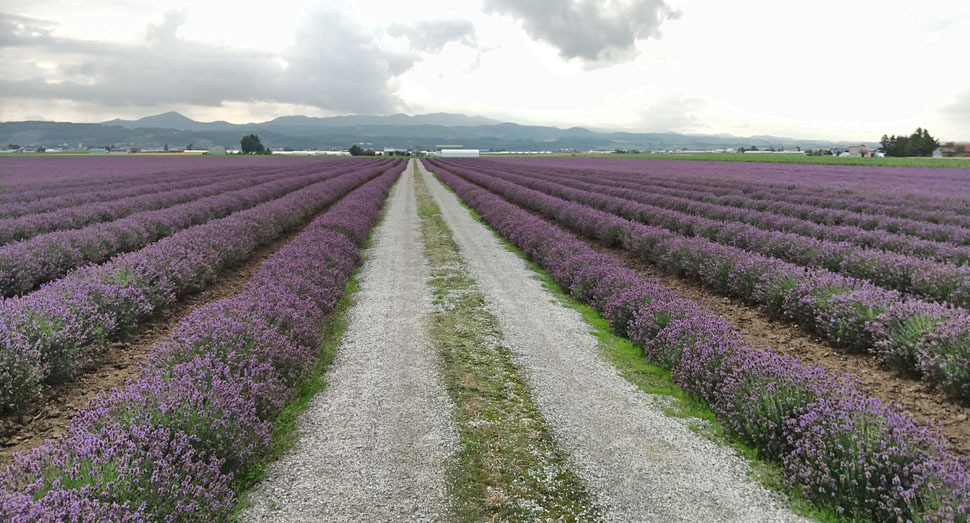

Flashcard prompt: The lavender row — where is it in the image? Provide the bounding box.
[0,163,307,219]
[579,166,970,244]
[466,160,970,265]
[438,161,970,309]
[473,158,970,242]
[0,158,231,204]
[0,161,400,521]
[0,156,314,199]
[0,159,389,297]
[491,157,970,226]
[430,162,969,522]
[0,160,401,411]
[0,164,329,245]
[429,160,970,401]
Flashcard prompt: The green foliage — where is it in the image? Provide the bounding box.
[348,144,376,156]
[240,134,270,155]
[879,128,940,157]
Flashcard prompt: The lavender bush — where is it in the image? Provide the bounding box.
[463,159,970,263]
[0,159,392,296]
[428,158,970,401]
[0,160,399,410]
[0,162,306,219]
[468,157,970,232]
[441,161,970,307]
[0,161,401,519]
[428,160,970,521]
[0,165,306,244]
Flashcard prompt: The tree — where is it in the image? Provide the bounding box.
[911,127,939,156]
[241,134,267,154]
[879,128,939,157]
[348,144,364,156]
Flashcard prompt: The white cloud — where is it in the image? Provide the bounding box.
[1,0,969,141]
[638,93,706,132]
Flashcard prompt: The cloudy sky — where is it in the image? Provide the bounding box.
[1,0,968,141]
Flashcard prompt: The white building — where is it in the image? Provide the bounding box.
[440,149,480,158]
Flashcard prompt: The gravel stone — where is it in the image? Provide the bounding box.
[418,161,807,522]
[242,162,458,522]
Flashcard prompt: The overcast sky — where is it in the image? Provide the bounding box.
[1,0,968,141]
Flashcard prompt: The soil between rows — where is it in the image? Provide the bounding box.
[0,212,329,469]
[587,241,970,455]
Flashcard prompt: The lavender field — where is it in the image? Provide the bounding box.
[1,156,968,521]
[0,156,402,518]
[426,157,970,521]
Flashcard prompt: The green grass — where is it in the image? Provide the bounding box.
[485,152,970,168]
[414,166,601,521]
[422,162,854,522]
[581,152,970,169]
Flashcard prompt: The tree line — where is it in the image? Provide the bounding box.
[879,128,939,157]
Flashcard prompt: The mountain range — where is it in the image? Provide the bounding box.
[1,111,870,151]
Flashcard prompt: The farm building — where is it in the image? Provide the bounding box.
[844,145,876,158]
[939,144,970,157]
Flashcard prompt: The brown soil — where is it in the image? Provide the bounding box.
[588,241,970,455]
[0,220,317,469]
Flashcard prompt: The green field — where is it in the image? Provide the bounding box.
[597,153,970,169]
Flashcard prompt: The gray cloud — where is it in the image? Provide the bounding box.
[484,0,678,65]
[387,18,476,53]
[0,7,415,114]
[0,13,51,45]
[276,8,416,113]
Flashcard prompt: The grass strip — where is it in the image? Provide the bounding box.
[414,169,602,522]
[425,165,852,523]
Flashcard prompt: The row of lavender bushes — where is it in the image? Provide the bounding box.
[443,161,970,308]
[0,163,313,244]
[0,163,299,219]
[0,156,304,203]
[499,157,970,232]
[467,160,970,265]
[0,159,391,297]
[429,159,970,402]
[0,161,400,412]
[580,170,970,256]
[428,162,969,521]
[0,162,400,521]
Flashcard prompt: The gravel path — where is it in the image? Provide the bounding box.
[243,162,457,522]
[418,161,806,522]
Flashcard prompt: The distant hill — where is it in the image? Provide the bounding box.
[1,112,870,151]
[102,111,230,131]
[102,112,502,132]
